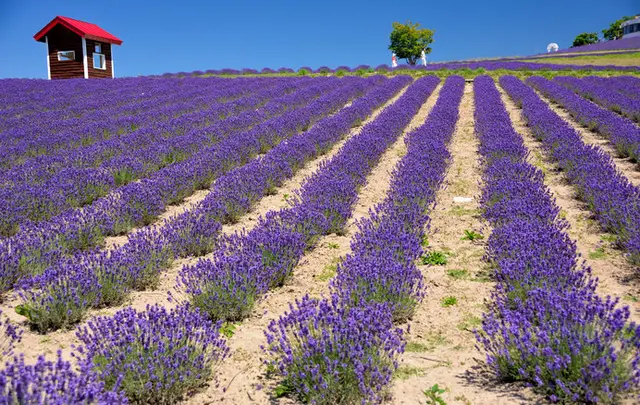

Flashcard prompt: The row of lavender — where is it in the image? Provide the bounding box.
[554,76,640,123]
[0,77,371,292]
[528,76,640,162]
[474,75,640,402]
[0,77,263,169]
[0,76,432,402]
[512,76,640,266]
[0,77,323,235]
[263,76,464,403]
[10,76,393,332]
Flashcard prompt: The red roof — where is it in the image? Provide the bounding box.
[34,16,122,45]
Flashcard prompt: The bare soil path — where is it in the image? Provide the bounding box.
[183,82,444,405]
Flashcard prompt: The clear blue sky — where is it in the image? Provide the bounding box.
[0,0,637,79]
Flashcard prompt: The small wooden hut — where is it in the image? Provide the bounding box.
[34,16,123,80]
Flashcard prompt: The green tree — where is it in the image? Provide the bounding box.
[571,32,599,48]
[388,21,434,65]
[602,16,634,41]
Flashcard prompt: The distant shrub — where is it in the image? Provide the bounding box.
[353,64,371,71]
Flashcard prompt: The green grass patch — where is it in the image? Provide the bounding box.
[449,206,482,217]
[316,257,342,281]
[446,268,469,280]
[393,365,425,380]
[519,52,640,67]
[588,247,607,260]
[424,384,447,405]
[461,230,483,241]
[457,313,482,331]
[405,341,431,353]
[420,251,448,266]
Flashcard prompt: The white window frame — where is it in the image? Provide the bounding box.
[57,50,75,61]
[93,53,106,70]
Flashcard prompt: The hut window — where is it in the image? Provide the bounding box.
[95,43,101,53]
[93,53,106,70]
[57,51,75,61]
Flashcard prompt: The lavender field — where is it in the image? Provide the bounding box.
[0,73,639,404]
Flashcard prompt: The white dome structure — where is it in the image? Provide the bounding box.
[547,43,559,53]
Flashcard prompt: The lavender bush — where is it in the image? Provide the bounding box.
[555,76,640,123]
[74,304,229,404]
[0,351,128,404]
[0,310,20,364]
[263,296,405,404]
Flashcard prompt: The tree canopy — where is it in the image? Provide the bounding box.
[602,16,634,41]
[388,21,434,65]
[571,32,599,48]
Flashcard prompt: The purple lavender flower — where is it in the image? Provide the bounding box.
[263,296,405,404]
[0,351,128,404]
[74,304,229,404]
